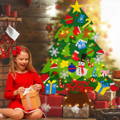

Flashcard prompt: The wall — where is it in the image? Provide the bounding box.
[0,0,53,107]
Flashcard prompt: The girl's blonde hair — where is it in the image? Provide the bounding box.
[9,45,36,74]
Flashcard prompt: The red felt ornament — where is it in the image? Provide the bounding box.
[64,15,73,24]
[70,35,75,39]
[72,50,80,61]
[73,26,81,35]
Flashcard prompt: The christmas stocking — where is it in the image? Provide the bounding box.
[72,50,80,61]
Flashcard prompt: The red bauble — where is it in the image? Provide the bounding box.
[70,35,75,39]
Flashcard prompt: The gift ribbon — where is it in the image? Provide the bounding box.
[48,80,56,94]
[101,70,109,77]
[95,81,110,95]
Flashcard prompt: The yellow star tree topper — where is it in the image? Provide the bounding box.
[71,0,83,13]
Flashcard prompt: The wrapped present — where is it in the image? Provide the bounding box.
[87,91,96,100]
[63,104,89,118]
[96,90,116,101]
[45,80,56,94]
[20,87,41,111]
[40,94,63,117]
[116,97,120,108]
[95,101,109,109]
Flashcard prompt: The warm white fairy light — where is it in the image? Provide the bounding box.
[46,4,58,17]
[101,0,120,68]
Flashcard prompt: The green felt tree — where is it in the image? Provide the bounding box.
[41,0,118,96]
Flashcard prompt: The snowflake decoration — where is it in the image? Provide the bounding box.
[60,70,69,79]
[49,47,59,57]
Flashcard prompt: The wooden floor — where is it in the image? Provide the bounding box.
[44,118,96,120]
[6,118,96,120]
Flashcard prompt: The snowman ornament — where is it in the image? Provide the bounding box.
[76,61,87,76]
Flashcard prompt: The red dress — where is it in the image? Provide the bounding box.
[4,71,44,113]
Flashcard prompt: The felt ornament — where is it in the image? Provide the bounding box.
[72,50,80,61]
[96,49,104,55]
[70,35,75,39]
[95,81,110,95]
[73,26,81,35]
[70,0,83,13]
[76,61,87,76]
[50,63,58,69]
[60,60,69,68]
[76,40,87,50]
[64,14,73,24]
[68,63,76,72]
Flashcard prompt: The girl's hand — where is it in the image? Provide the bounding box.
[17,87,25,94]
[13,87,25,95]
[32,84,42,91]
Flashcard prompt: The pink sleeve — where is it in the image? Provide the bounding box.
[4,73,16,99]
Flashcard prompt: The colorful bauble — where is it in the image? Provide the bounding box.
[68,63,76,72]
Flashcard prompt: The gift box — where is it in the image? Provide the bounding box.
[63,104,89,118]
[96,90,116,101]
[95,101,109,109]
[116,97,120,108]
[40,94,63,117]
[45,80,56,94]
[20,88,41,111]
[87,91,96,100]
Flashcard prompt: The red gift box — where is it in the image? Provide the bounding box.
[87,91,96,100]
[40,94,63,117]
[95,101,109,109]
[116,97,120,108]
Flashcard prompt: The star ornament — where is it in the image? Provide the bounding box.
[71,0,83,13]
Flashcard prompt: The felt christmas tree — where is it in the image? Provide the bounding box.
[41,0,118,96]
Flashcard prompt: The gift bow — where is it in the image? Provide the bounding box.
[101,70,109,77]
[48,80,56,94]
[71,105,80,114]
[41,103,51,112]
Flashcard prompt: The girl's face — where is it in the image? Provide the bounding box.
[15,51,29,72]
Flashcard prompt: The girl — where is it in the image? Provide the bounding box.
[0,45,44,120]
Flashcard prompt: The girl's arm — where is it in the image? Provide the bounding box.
[4,73,17,99]
[32,72,44,92]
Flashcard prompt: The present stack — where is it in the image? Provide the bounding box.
[112,70,120,108]
[95,90,116,109]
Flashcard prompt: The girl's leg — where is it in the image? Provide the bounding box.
[0,108,24,120]
[25,109,43,120]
